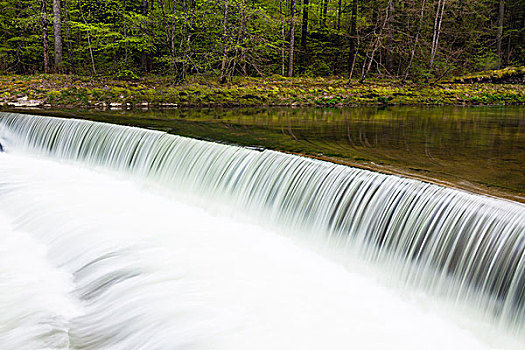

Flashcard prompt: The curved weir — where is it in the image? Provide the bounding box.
[0,112,524,348]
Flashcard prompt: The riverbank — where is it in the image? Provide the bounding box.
[1,73,524,108]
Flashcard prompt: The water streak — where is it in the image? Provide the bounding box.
[0,112,524,347]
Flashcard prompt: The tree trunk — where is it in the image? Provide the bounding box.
[141,1,149,73]
[157,1,171,58]
[281,27,286,76]
[41,0,50,73]
[496,0,504,69]
[63,0,75,73]
[321,0,329,27]
[337,0,342,30]
[79,5,96,75]
[220,0,230,83]
[360,1,390,82]
[404,0,426,81]
[299,0,309,74]
[348,0,357,80]
[53,0,62,72]
[241,0,247,75]
[52,0,62,71]
[171,0,177,61]
[429,0,446,70]
[182,0,196,79]
[280,0,286,76]
[385,0,394,75]
[288,0,296,77]
[319,0,324,25]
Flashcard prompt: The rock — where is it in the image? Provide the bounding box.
[159,103,178,108]
[8,96,43,107]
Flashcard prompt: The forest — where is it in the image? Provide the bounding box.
[0,0,523,82]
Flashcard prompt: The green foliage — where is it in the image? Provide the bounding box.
[113,69,139,81]
[0,0,523,79]
[474,53,500,72]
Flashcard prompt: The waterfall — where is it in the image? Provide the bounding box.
[0,112,523,348]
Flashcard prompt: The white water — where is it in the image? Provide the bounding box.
[0,152,506,350]
[0,112,524,349]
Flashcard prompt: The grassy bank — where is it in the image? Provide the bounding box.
[1,73,524,109]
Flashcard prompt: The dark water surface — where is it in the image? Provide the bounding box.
[9,106,525,202]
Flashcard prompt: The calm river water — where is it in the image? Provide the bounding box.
[11,106,525,201]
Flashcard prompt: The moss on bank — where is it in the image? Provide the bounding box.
[0,74,524,109]
[449,66,525,84]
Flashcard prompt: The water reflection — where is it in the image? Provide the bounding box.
[14,106,525,201]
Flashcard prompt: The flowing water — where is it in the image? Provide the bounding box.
[26,106,524,201]
[0,112,523,349]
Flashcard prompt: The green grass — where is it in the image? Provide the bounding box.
[0,74,524,109]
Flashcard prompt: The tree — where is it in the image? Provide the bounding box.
[42,0,51,73]
[348,0,357,80]
[321,0,328,27]
[288,0,296,77]
[360,0,391,82]
[337,0,342,29]
[496,0,504,68]
[385,0,395,75]
[299,0,309,74]
[280,0,286,76]
[220,0,230,83]
[429,0,446,70]
[53,0,63,70]
[0,0,523,78]
[404,0,426,81]
[240,0,247,75]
